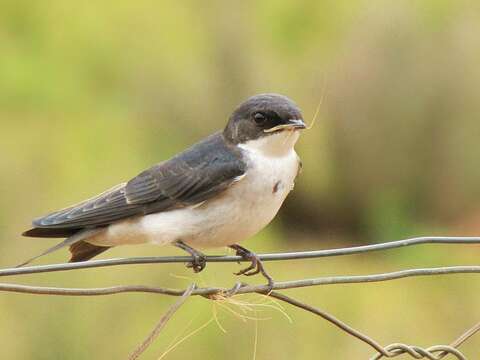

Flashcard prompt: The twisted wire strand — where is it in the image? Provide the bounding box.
[3,236,479,359]
[371,343,467,360]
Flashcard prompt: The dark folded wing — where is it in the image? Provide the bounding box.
[31,132,246,229]
[125,132,246,210]
[32,183,139,228]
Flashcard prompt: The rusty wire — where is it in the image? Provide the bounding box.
[5,236,480,277]
[263,291,478,360]
[1,236,479,359]
[371,343,466,359]
[370,320,480,359]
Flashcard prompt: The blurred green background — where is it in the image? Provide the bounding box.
[1,0,480,359]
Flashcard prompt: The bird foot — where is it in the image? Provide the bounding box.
[229,244,275,290]
[175,241,207,273]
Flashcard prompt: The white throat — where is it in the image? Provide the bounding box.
[238,130,301,157]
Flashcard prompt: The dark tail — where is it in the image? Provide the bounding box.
[69,241,111,262]
[23,227,80,238]
[17,228,103,267]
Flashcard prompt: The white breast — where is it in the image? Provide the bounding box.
[87,130,302,249]
[199,133,300,247]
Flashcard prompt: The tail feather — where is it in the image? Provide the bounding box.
[22,227,79,238]
[69,241,111,262]
[17,229,100,267]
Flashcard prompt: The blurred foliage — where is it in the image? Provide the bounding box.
[1,1,480,359]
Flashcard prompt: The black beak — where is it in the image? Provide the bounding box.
[286,118,307,129]
[263,118,307,133]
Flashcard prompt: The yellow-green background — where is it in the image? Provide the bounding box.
[1,1,479,359]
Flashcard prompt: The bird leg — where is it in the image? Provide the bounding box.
[174,240,207,273]
[229,244,274,289]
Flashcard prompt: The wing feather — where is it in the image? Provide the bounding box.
[30,133,246,230]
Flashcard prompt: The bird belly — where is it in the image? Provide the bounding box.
[87,148,300,249]
[181,146,300,248]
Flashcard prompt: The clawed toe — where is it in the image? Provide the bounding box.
[173,241,275,289]
[233,260,256,276]
[234,262,260,276]
[186,254,207,273]
[175,240,207,273]
[229,244,275,288]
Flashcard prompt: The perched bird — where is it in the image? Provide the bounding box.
[21,93,305,285]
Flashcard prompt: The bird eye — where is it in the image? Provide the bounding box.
[253,112,266,124]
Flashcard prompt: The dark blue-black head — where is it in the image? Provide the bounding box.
[224,94,305,144]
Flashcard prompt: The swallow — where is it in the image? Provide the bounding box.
[21,93,306,286]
